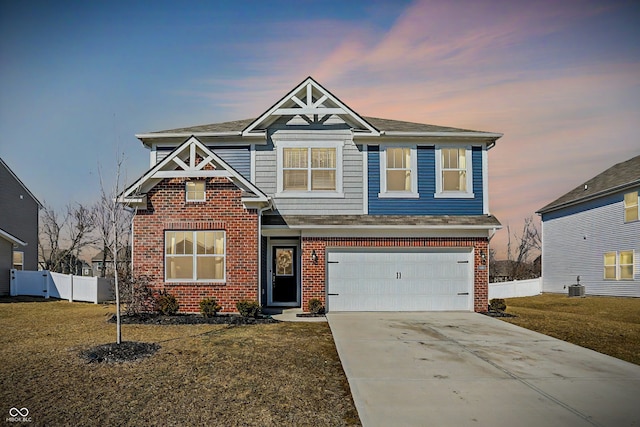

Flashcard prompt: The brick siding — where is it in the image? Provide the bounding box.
[133,177,258,313]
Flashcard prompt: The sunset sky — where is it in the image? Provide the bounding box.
[1,0,639,258]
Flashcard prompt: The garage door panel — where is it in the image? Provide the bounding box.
[327,249,472,312]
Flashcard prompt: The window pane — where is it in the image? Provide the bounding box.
[166,232,176,254]
[196,232,207,254]
[166,256,193,279]
[197,256,224,280]
[186,181,205,201]
[284,148,308,168]
[387,170,411,191]
[604,266,617,279]
[311,148,335,168]
[458,149,466,169]
[387,148,409,168]
[311,170,336,190]
[283,170,308,190]
[620,265,634,279]
[620,251,634,265]
[604,252,617,266]
[213,231,225,255]
[624,192,638,206]
[443,171,466,191]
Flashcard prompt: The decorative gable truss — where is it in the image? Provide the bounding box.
[119,136,269,209]
[242,76,379,136]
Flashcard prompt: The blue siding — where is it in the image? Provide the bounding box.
[368,146,483,215]
[210,147,251,180]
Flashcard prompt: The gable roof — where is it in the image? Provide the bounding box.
[537,154,640,214]
[0,157,42,207]
[242,76,379,136]
[119,136,269,207]
[0,227,27,246]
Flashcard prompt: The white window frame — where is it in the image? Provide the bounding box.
[604,250,635,280]
[275,141,344,198]
[185,180,206,202]
[624,191,639,223]
[378,145,419,198]
[12,251,24,270]
[165,230,226,283]
[435,146,474,198]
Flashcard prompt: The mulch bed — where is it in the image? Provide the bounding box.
[296,313,326,318]
[481,310,517,318]
[108,313,279,325]
[80,341,161,364]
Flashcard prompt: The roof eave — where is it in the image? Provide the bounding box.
[537,179,640,215]
[0,228,27,246]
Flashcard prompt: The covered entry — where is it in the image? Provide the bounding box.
[326,248,473,311]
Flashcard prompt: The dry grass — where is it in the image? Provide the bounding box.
[0,298,360,426]
[500,294,640,365]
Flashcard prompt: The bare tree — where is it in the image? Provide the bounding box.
[39,203,96,274]
[506,216,541,280]
[96,153,132,344]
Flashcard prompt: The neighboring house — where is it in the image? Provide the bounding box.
[119,77,502,313]
[0,157,41,295]
[537,154,640,297]
[92,247,131,277]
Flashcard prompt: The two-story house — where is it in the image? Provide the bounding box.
[0,157,41,295]
[120,77,502,313]
[537,154,640,296]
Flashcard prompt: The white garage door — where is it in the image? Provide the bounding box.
[327,248,473,312]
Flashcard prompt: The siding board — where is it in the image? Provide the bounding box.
[368,146,484,215]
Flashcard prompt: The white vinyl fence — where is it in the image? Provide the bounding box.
[10,270,113,304]
[488,278,542,299]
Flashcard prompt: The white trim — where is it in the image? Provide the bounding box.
[275,140,344,197]
[119,136,269,206]
[250,145,256,183]
[0,228,27,246]
[301,228,493,239]
[434,145,474,199]
[362,144,368,214]
[378,145,419,198]
[482,146,489,214]
[150,144,157,167]
[243,77,379,136]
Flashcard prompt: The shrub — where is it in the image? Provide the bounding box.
[236,300,261,318]
[200,298,222,318]
[156,291,179,315]
[489,298,507,312]
[123,275,158,315]
[307,298,325,315]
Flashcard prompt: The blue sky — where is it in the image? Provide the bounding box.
[1,0,639,257]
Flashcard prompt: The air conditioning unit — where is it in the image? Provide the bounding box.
[568,276,585,297]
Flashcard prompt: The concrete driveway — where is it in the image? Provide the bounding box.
[327,312,640,427]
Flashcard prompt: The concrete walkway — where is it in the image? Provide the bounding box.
[327,312,640,427]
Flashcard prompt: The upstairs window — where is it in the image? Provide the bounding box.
[277,143,343,197]
[624,191,639,222]
[379,146,418,198]
[186,180,206,202]
[435,146,473,198]
[165,231,225,282]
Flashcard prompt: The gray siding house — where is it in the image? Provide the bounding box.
[538,155,640,297]
[0,158,41,295]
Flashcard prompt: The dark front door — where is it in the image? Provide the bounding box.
[272,246,297,304]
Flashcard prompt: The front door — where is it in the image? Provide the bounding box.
[271,246,298,305]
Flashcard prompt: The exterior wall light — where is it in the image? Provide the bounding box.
[311,250,318,264]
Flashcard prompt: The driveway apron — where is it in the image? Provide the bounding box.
[327,312,640,427]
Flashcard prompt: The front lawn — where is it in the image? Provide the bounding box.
[0,298,360,426]
[500,294,640,365]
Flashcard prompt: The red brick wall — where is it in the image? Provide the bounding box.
[133,177,258,313]
[300,237,489,313]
